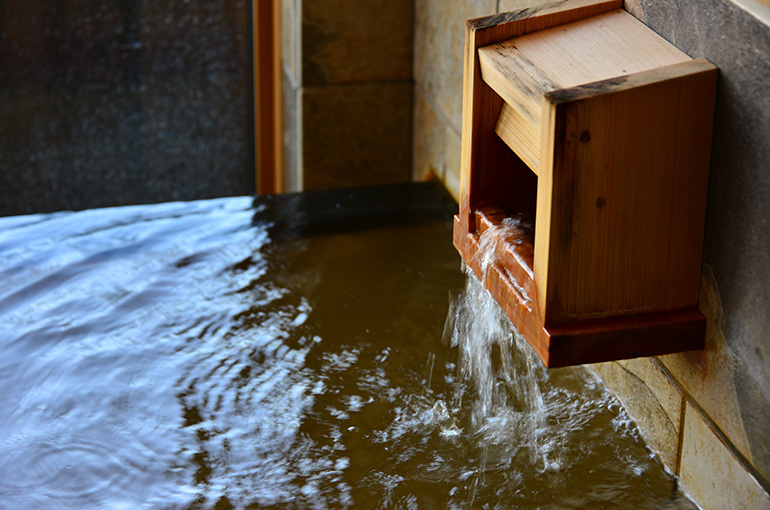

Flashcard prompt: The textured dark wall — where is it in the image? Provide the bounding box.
[627,0,770,482]
[0,0,254,216]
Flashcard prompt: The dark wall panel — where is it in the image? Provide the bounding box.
[0,0,253,215]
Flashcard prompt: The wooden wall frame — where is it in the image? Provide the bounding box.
[254,0,283,194]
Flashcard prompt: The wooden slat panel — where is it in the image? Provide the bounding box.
[468,0,623,44]
[483,10,689,96]
[478,42,554,144]
[495,101,541,173]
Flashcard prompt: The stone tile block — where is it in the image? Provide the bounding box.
[301,82,412,190]
[680,401,770,510]
[414,0,496,130]
[282,69,301,193]
[302,0,413,86]
[588,358,683,471]
[413,89,447,182]
[444,124,462,202]
[657,265,752,465]
[413,88,463,202]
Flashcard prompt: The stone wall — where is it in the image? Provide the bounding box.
[280,0,413,192]
[593,2,770,507]
[0,0,254,216]
[412,0,770,508]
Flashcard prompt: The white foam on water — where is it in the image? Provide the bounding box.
[443,217,548,468]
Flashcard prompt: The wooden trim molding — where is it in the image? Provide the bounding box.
[254,0,283,194]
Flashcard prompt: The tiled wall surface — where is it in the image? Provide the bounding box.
[413,0,491,200]
[412,0,555,200]
[281,0,413,192]
[412,1,770,508]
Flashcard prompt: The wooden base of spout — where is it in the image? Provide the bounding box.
[454,210,705,368]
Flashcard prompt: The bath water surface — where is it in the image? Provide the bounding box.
[0,184,696,509]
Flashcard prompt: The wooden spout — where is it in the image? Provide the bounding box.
[455,0,716,367]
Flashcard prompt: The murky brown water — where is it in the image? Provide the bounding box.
[0,184,696,509]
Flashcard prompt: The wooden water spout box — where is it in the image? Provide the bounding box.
[453,0,718,367]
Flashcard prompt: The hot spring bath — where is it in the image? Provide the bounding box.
[0,184,696,508]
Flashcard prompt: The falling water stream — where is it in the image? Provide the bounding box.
[0,186,697,509]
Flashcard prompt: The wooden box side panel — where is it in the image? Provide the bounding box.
[534,97,560,319]
[539,61,718,322]
[665,65,718,310]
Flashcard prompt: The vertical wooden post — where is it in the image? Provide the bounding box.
[254,0,284,194]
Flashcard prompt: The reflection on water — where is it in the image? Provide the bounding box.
[0,187,695,509]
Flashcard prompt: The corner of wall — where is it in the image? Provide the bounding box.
[589,262,770,509]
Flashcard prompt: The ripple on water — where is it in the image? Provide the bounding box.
[0,434,127,497]
[0,196,697,509]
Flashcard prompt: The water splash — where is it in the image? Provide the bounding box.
[443,215,546,466]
